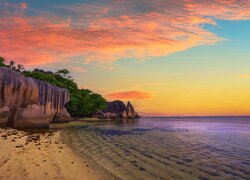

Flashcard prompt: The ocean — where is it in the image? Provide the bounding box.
[65,117,250,180]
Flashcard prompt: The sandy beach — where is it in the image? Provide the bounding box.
[0,128,102,180]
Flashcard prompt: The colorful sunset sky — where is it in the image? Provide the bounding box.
[1,0,250,116]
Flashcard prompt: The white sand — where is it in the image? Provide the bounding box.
[0,128,102,180]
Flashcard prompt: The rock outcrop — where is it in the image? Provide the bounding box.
[95,100,140,119]
[0,67,72,128]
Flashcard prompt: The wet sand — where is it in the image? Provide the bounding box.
[0,128,102,180]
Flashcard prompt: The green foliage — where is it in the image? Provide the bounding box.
[0,57,5,67]
[71,89,107,117]
[23,69,107,117]
[55,69,70,78]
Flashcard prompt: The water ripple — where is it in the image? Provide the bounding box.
[66,117,250,180]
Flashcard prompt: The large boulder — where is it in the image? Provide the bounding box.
[0,67,72,128]
[95,100,140,119]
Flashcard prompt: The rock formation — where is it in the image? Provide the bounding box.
[0,67,72,128]
[95,100,140,119]
[126,101,139,119]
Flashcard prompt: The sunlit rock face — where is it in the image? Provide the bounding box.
[95,100,140,119]
[126,101,139,119]
[0,67,72,128]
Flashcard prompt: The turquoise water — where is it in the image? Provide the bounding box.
[66,117,250,180]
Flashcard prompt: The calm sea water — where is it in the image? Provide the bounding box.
[65,117,250,180]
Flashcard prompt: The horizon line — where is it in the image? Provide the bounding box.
[141,115,250,118]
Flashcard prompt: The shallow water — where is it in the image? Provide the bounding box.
[66,117,250,180]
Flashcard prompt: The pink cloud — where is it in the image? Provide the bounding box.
[105,91,152,100]
[0,0,250,67]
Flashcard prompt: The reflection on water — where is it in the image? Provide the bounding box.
[66,117,250,180]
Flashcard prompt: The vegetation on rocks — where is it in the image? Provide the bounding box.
[0,56,107,117]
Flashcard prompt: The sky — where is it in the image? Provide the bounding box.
[1,0,250,116]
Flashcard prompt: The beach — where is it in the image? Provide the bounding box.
[1,117,250,180]
[0,128,102,180]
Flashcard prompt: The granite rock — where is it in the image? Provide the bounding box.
[95,100,140,119]
[0,67,72,128]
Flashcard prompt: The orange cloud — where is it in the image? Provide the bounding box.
[105,91,152,100]
[0,1,250,67]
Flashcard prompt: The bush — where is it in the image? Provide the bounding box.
[0,57,5,67]
[24,69,107,117]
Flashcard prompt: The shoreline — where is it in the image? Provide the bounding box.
[60,128,117,180]
[0,128,103,180]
